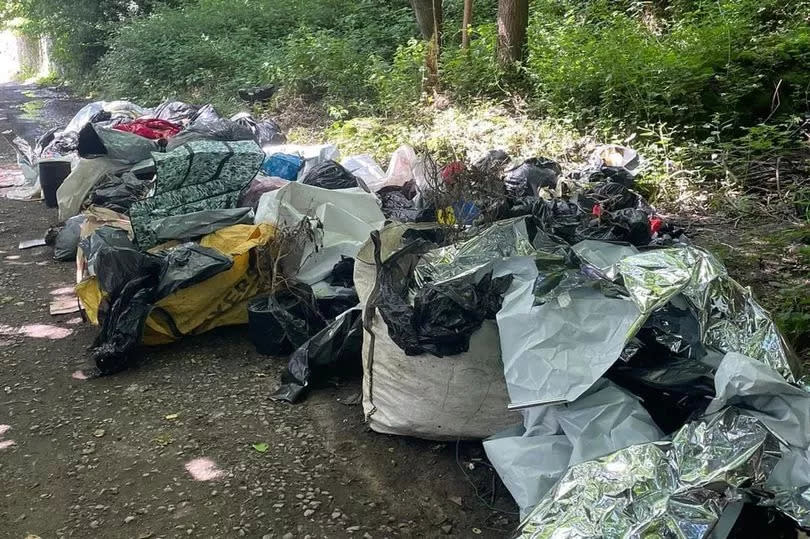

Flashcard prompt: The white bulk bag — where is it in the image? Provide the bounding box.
[354,257,518,440]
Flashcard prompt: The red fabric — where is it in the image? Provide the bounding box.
[649,217,663,234]
[113,118,182,140]
[592,203,603,218]
[441,161,466,184]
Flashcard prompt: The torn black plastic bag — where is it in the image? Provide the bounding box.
[504,158,561,198]
[230,112,286,146]
[271,308,363,403]
[86,172,152,213]
[150,100,200,125]
[86,235,235,375]
[91,273,160,376]
[378,186,436,223]
[473,149,511,175]
[154,244,233,298]
[81,226,163,295]
[606,344,715,434]
[377,239,513,356]
[316,286,359,321]
[53,215,86,261]
[606,302,715,433]
[248,283,326,356]
[166,105,255,151]
[300,160,359,190]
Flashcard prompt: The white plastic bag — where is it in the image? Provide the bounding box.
[341,154,385,192]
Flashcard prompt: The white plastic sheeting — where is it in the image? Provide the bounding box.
[254,181,384,284]
[340,154,385,191]
[497,259,642,407]
[484,380,662,517]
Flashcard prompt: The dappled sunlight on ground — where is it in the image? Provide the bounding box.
[0,424,15,450]
[185,457,224,481]
[0,323,72,340]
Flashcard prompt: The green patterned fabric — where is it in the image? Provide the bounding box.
[131,139,263,249]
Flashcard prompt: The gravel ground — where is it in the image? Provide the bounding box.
[0,83,518,539]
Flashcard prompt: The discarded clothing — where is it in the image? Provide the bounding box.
[113,118,182,140]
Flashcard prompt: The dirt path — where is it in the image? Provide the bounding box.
[0,84,516,538]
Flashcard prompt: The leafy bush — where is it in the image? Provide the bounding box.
[441,24,503,98]
[371,39,427,112]
[96,0,415,110]
[526,0,810,130]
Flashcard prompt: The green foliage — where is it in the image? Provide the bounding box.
[371,39,427,112]
[525,0,810,130]
[270,28,377,107]
[2,0,175,81]
[440,24,503,98]
[95,0,415,111]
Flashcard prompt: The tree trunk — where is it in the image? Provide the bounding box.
[497,0,529,65]
[461,0,473,49]
[410,0,443,45]
[410,0,443,89]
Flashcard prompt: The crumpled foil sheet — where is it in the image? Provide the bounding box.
[516,408,781,539]
[618,247,801,382]
[413,216,540,287]
[769,484,810,529]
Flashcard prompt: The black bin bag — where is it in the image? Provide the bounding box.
[248,283,325,356]
[300,160,358,190]
[271,308,363,403]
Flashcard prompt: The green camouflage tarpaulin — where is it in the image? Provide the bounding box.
[131,139,264,249]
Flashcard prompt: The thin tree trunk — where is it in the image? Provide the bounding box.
[410,0,442,45]
[462,0,473,49]
[497,0,529,65]
[410,0,443,89]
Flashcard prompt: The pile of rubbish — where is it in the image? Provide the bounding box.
[5,99,810,537]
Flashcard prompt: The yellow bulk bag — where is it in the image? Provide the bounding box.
[76,223,275,346]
